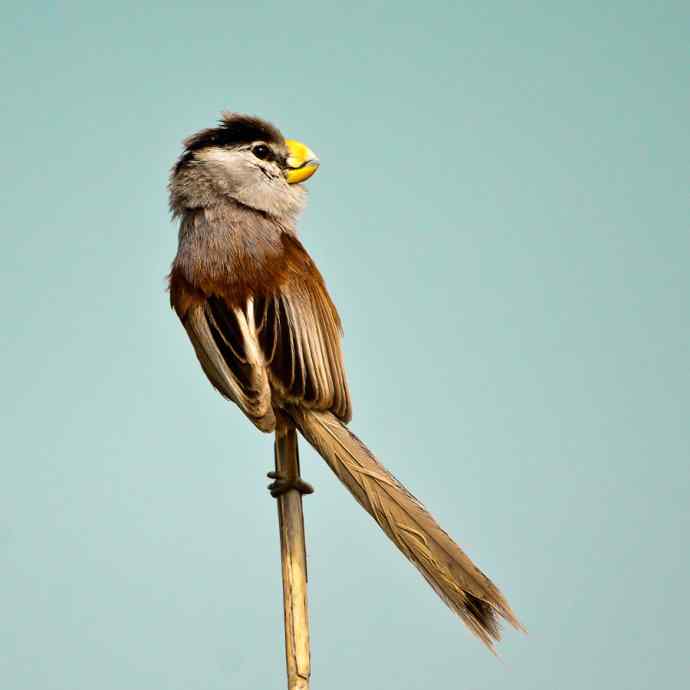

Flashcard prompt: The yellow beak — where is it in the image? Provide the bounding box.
[285,139,320,184]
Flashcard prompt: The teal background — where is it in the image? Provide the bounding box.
[2,2,688,688]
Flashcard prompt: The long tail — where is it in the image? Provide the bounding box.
[288,407,523,650]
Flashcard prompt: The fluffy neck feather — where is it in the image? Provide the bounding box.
[169,159,306,223]
[173,202,300,305]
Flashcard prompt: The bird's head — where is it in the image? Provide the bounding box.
[169,112,319,220]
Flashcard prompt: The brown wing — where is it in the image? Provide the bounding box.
[169,234,351,429]
[170,273,275,431]
[254,260,351,421]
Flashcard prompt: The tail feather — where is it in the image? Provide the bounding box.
[289,407,523,649]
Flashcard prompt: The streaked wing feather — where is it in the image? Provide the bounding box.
[184,302,276,432]
[171,232,350,424]
[264,283,351,421]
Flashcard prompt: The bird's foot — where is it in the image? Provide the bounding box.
[267,471,314,498]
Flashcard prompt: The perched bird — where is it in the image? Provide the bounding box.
[168,112,522,648]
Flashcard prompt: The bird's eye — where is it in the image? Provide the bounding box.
[252,144,272,160]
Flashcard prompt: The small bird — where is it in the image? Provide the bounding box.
[168,112,522,648]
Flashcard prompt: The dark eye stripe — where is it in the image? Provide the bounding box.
[252,144,274,161]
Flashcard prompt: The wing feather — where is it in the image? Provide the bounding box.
[170,232,351,426]
[265,278,351,421]
[183,300,276,432]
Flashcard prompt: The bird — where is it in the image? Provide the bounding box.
[168,112,522,649]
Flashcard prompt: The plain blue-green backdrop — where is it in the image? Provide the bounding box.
[2,2,688,689]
